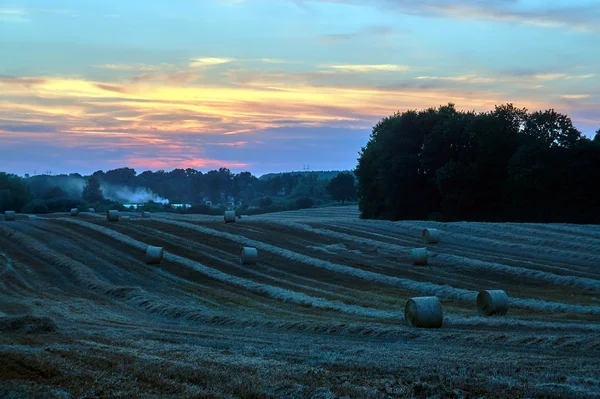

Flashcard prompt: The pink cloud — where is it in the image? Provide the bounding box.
[125,156,249,170]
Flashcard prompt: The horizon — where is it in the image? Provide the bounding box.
[12,168,351,179]
[1,0,599,176]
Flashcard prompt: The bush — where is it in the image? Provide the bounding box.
[258,197,273,207]
[38,197,81,213]
[295,197,314,209]
[21,200,50,214]
[137,202,165,213]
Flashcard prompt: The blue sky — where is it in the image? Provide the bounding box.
[1,0,599,176]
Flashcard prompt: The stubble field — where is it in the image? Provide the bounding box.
[1,206,599,398]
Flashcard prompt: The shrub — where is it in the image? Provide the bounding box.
[21,200,50,214]
[295,197,314,209]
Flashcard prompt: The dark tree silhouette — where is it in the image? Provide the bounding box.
[82,176,104,202]
[0,172,33,212]
[355,103,600,223]
[326,172,356,205]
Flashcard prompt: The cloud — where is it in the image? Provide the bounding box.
[0,75,47,86]
[324,64,414,73]
[204,141,249,147]
[318,25,403,43]
[533,73,595,81]
[95,63,172,72]
[125,156,249,170]
[129,72,200,85]
[94,84,129,94]
[189,57,233,68]
[415,75,497,83]
[256,58,297,64]
[300,0,600,31]
[0,8,28,22]
[560,94,591,99]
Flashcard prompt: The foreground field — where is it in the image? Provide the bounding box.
[1,206,599,398]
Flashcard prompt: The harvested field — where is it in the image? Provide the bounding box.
[1,205,599,398]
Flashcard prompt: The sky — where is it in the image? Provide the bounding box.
[1,0,599,177]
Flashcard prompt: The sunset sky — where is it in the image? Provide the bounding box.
[1,0,599,176]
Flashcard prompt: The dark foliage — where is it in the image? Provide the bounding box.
[326,172,357,205]
[356,103,600,223]
[295,197,314,209]
[0,172,34,213]
[82,175,104,202]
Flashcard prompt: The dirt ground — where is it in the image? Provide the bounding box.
[1,206,599,398]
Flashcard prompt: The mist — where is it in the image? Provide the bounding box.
[100,184,169,204]
[26,174,169,205]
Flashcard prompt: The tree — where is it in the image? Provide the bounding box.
[82,176,104,202]
[326,172,356,205]
[355,103,600,223]
[594,127,600,144]
[104,167,137,186]
[0,172,33,212]
[523,109,582,148]
[42,186,67,199]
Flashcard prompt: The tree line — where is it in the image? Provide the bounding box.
[0,167,357,215]
[355,103,600,223]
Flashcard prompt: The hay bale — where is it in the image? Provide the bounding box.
[145,246,164,264]
[106,210,120,222]
[88,208,95,213]
[477,289,509,316]
[27,215,37,220]
[224,210,236,223]
[142,211,151,218]
[70,208,79,217]
[422,228,440,244]
[4,211,16,222]
[411,248,428,265]
[240,246,258,265]
[404,296,443,328]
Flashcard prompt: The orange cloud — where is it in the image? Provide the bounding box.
[1,59,596,146]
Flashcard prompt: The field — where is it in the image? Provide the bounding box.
[1,206,599,398]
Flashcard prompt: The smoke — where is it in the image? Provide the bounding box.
[100,184,169,204]
[27,174,169,205]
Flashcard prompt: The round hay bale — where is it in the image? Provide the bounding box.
[404,296,443,328]
[70,208,79,217]
[4,211,16,222]
[224,210,236,223]
[422,228,440,244]
[142,211,151,218]
[145,246,164,264]
[240,247,258,265]
[477,289,509,316]
[411,248,428,266]
[88,208,95,213]
[106,210,120,222]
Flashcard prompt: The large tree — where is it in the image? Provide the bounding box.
[82,176,104,202]
[326,172,356,205]
[0,172,33,212]
[355,103,599,223]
